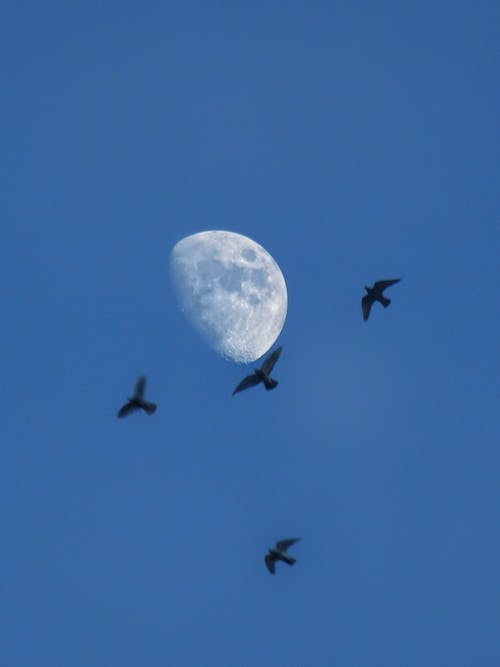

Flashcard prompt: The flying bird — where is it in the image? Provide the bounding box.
[232,346,282,396]
[117,375,157,418]
[265,538,301,574]
[362,278,401,321]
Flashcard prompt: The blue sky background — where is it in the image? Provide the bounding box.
[1,2,499,665]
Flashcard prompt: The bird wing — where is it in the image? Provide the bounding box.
[133,375,147,399]
[265,554,276,574]
[361,295,373,321]
[276,537,301,552]
[260,347,282,375]
[142,401,157,415]
[232,373,261,395]
[117,401,139,418]
[373,278,401,292]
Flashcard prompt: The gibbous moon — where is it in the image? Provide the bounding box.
[170,231,287,363]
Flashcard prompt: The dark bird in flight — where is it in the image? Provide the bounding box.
[362,278,401,321]
[265,538,301,574]
[117,375,157,418]
[232,346,282,396]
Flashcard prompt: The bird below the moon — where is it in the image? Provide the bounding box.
[117,375,157,418]
[265,538,301,574]
[362,278,401,321]
[232,346,282,395]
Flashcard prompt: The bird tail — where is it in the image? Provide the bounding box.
[380,296,391,308]
[264,378,278,391]
[282,555,296,566]
[143,402,157,415]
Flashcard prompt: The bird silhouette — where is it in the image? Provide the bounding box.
[362,278,401,320]
[117,375,157,418]
[232,347,282,396]
[265,538,301,574]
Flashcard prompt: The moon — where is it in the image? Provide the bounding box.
[170,231,287,363]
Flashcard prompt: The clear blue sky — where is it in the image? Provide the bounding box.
[2,2,499,665]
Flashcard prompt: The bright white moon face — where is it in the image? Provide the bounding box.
[170,231,287,363]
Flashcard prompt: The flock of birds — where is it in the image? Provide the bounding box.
[117,277,401,574]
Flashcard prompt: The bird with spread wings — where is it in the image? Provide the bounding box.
[117,375,157,418]
[265,538,301,574]
[232,346,282,396]
[362,278,401,321]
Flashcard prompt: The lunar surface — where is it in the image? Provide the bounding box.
[170,231,287,362]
